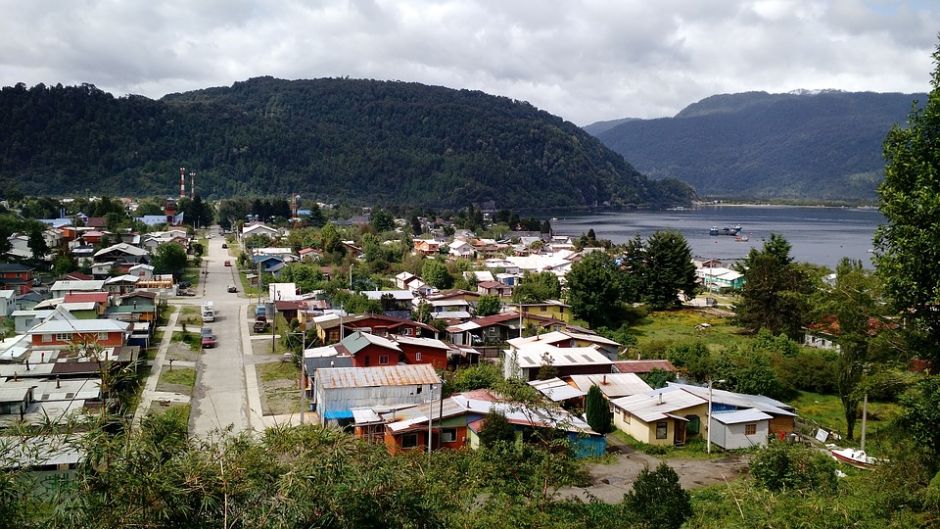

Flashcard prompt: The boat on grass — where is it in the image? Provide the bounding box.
[830,447,882,469]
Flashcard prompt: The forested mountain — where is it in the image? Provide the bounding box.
[0,78,691,209]
[587,90,925,200]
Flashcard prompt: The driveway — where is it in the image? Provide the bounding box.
[188,226,252,436]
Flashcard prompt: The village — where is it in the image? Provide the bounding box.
[0,176,900,503]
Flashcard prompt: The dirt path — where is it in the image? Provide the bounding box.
[558,445,748,503]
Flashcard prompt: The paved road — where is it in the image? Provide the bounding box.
[189,226,252,436]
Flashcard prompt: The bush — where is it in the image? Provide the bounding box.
[450,364,502,393]
[624,462,692,529]
[585,385,613,434]
[749,443,837,493]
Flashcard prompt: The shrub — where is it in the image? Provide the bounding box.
[450,364,502,393]
[624,462,692,529]
[749,443,837,493]
[585,385,613,434]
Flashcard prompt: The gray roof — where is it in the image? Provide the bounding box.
[711,408,773,425]
[317,364,440,389]
[30,319,131,334]
[529,378,586,402]
[667,382,797,417]
[569,373,653,399]
[50,280,106,292]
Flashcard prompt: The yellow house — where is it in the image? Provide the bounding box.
[519,300,571,323]
[610,387,708,446]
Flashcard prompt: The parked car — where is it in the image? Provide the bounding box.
[178,281,192,288]
[253,320,269,333]
[224,260,231,267]
[227,285,237,293]
[200,327,213,338]
[201,334,218,348]
[177,288,195,296]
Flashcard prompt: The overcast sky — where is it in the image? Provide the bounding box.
[1,0,937,125]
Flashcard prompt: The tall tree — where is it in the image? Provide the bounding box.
[585,385,613,434]
[369,208,395,233]
[27,226,49,261]
[475,295,501,317]
[643,231,696,309]
[421,259,453,289]
[736,234,811,338]
[152,243,189,279]
[511,271,561,303]
[566,251,621,328]
[875,43,940,369]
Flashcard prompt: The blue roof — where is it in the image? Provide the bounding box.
[323,410,354,420]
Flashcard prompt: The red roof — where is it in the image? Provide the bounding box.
[64,292,109,304]
[274,300,308,311]
[478,280,509,289]
[612,360,677,374]
[469,311,521,327]
[63,272,94,281]
[85,217,107,228]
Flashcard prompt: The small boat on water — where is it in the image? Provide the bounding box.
[830,448,881,469]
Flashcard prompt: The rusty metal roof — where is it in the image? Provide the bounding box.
[317,364,441,389]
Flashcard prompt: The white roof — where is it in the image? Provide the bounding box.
[711,408,773,425]
[269,283,298,302]
[93,243,148,258]
[427,299,469,307]
[432,310,473,320]
[356,332,402,352]
[610,387,708,423]
[10,310,54,318]
[30,319,130,334]
[528,378,586,402]
[391,335,451,350]
[362,290,413,301]
[351,407,383,425]
[104,275,140,285]
[508,330,617,350]
[569,373,653,399]
[303,345,340,359]
[59,302,98,312]
[0,290,14,300]
[511,344,613,369]
[394,272,415,281]
[506,254,571,272]
[50,280,106,292]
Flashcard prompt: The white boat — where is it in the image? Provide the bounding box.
[830,447,880,469]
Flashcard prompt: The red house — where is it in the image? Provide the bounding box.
[318,331,450,370]
[391,335,450,370]
[0,263,34,294]
[29,318,130,348]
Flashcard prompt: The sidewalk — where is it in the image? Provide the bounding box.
[133,306,184,426]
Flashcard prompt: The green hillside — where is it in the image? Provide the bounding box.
[588,90,925,200]
[0,78,691,209]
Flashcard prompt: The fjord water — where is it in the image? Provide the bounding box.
[552,206,884,268]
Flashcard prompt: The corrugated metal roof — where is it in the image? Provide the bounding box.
[514,344,612,369]
[612,360,678,373]
[711,408,773,425]
[391,335,451,350]
[342,331,401,355]
[667,383,797,417]
[569,373,653,399]
[529,378,586,402]
[610,387,707,423]
[318,364,440,389]
[351,407,382,425]
[30,319,130,334]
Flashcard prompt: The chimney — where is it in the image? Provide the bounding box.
[25,359,29,371]
[658,392,664,405]
[40,351,44,362]
[602,374,607,384]
[56,375,61,389]
[13,371,17,381]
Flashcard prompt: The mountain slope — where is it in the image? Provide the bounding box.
[0,78,691,209]
[588,91,925,200]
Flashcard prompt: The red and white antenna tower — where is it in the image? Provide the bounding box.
[179,167,186,198]
[190,170,196,199]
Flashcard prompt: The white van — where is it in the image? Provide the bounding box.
[201,301,215,322]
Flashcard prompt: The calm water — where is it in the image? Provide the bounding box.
[552,206,884,268]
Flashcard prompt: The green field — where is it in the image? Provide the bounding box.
[159,367,197,388]
[789,391,900,452]
[628,308,750,352]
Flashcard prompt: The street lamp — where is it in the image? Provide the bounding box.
[706,379,726,455]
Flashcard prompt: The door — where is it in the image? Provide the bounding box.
[674,420,687,446]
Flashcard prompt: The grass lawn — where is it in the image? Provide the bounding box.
[157,304,174,326]
[789,391,900,452]
[178,306,203,326]
[148,401,191,424]
[610,430,742,459]
[159,366,197,388]
[256,360,302,415]
[627,308,751,353]
[171,331,201,351]
[182,266,201,289]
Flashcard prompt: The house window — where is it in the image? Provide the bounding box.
[363,357,370,367]
[401,434,418,449]
[441,428,457,443]
[540,306,547,312]
[42,334,52,343]
[622,410,630,424]
[656,421,668,440]
[415,352,422,362]
[98,332,108,340]
[55,333,72,342]
[745,423,757,436]
[402,328,413,336]
[379,355,389,365]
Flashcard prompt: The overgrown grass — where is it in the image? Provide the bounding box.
[258,360,300,383]
[789,391,900,452]
[256,361,302,415]
[171,331,202,351]
[156,304,173,326]
[159,367,196,388]
[627,308,751,354]
[178,306,203,326]
[148,402,191,424]
[181,265,201,289]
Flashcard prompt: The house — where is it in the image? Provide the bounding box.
[0,290,14,318]
[273,300,308,323]
[128,263,155,280]
[50,280,106,297]
[519,300,571,323]
[413,239,441,256]
[421,298,473,322]
[269,282,299,302]
[10,309,52,333]
[528,377,586,404]
[709,408,773,450]
[612,360,678,375]
[12,291,45,312]
[696,266,745,291]
[93,243,150,266]
[252,255,286,275]
[298,247,322,262]
[85,217,107,230]
[312,313,438,344]
[362,290,413,319]
[312,364,442,426]
[477,281,513,298]
[391,335,450,370]
[802,315,891,352]
[465,270,495,283]
[242,223,279,238]
[0,264,34,294]
[568,373,653,400]
[28,308,131,348]
[502,340,613,381]
[394,272,416,290]
[667,382,797,435]
[448,240,475,259]
[610,387,708,447]
[447,311,523,347]
[507,330,621,360]
[104,275,141,295]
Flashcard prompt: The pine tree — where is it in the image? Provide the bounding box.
[585,385,612,434]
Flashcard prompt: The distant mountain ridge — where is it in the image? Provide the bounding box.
[587,90,925,200]
[0,77,692,209]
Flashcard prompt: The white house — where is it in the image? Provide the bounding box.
[312,364,441,426]
[242,223,280,238]
[708,408,772,450]
[0,290,14,318]
[449,240,475,258]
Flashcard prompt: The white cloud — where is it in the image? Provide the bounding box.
[0,0,935,125]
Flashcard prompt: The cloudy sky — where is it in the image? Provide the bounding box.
[1,0,937,125]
